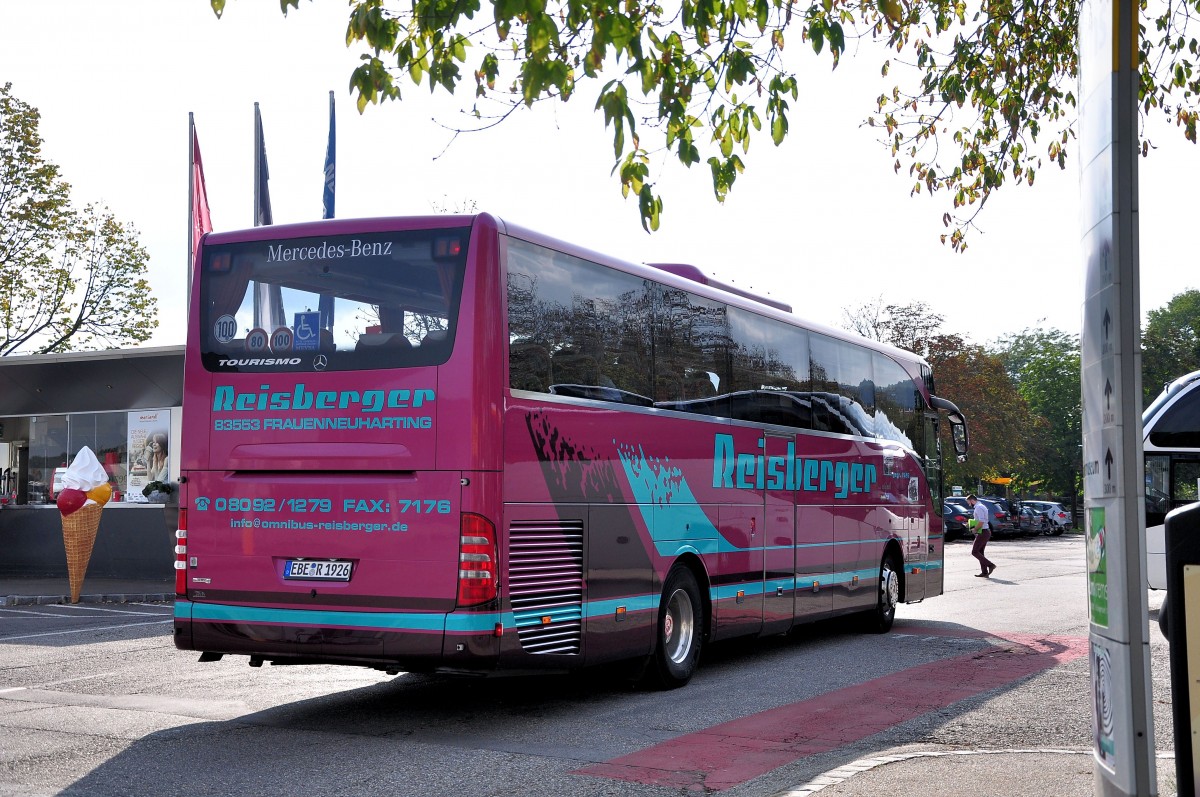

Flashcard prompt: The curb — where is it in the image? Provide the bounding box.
[0,593,174,607]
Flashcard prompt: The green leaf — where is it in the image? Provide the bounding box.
[638,184,662,231]
[771,113,786,145]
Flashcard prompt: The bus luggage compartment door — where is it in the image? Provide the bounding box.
[902,508,928,602]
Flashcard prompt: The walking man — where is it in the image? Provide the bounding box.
[967,494,996,578]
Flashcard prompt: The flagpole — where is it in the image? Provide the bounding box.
[187,112,195,311]
[252,103,280,329]
[253,102,263,229]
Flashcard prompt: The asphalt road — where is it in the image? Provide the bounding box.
[0,534,1176,796]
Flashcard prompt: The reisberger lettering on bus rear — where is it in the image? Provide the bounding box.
[212,384,435,413]
[711,433,878,498]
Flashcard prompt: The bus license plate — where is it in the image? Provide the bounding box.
[284,560,352,581]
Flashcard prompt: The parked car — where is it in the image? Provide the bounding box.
[942,502,971,541]
[983,495,1020,519]
[979,497,1016,535]
[945,496,971,514]
[1017,505,1048,533]
[944,496,1014,535]
[1018,500,1073,535]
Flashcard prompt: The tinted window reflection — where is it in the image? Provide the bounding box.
[505,235,920,445]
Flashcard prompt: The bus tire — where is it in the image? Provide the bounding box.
[863,553,900,634]
[646,565,703,689]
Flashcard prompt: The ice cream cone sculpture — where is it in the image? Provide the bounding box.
[56,447,112,603]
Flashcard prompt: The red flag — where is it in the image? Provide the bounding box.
[191,125,212,254]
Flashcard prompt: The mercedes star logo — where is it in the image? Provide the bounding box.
[313,354,328,371]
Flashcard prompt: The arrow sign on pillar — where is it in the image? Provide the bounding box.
[1105,448,1115,480]
[1105,378,1113,410]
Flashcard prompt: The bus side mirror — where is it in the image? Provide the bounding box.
[930,396,969,458]
[948,412,968,458]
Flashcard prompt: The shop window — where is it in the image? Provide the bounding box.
[13,411,162,504]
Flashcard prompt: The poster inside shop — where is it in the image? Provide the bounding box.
[126,410,170,502]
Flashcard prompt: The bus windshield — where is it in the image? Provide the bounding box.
[199,228,469,373]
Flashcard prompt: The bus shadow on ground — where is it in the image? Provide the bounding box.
[49,617,1057,797]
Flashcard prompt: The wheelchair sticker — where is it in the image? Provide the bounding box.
[294,312,321,351]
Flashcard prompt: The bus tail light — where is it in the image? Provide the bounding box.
[457,513,497,607]
[175,508,188,597]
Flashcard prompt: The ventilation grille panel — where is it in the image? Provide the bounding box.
[508,520,584,655]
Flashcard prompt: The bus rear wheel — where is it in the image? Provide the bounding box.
[862,553,900,634]
[646,565,703,689]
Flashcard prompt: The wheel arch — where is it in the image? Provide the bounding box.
[669,552,713,642]
[882,537,905,602]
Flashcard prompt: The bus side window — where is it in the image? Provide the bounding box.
[1173,459,1200,508]
[551,348,602,387]
[510,343,552,392]
[1145,454,1170,525]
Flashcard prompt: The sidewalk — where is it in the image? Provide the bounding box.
[0,576,174,606]
[771,747,1178,797]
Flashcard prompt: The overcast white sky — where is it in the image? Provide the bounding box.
[0,1,1193,350]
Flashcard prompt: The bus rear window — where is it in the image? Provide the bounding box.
[199,229,468,373]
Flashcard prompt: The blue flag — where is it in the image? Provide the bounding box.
[319,91,336,332]
[322,91,336,220]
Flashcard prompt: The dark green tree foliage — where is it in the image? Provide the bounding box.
[0,83,156,355]
[1142,289,1200,407]
[995,327,1081,500]
[214,0,1200,249]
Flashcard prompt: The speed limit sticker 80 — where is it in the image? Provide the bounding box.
[245,327,269,351]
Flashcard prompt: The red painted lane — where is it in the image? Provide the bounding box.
[573,632,1089,791]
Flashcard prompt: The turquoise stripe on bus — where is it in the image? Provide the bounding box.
[175,600,504,633]
[514,606,583,627]
[654,539,719,557]
[585,594,659,616]
[174,557,940,637]
[906,560,943,572]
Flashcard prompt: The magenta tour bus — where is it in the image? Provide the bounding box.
[173,213,970,687]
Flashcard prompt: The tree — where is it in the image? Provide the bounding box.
[215,0,1197,249]
[840,299,1033,487]
[925,338,1036,492]
[1142,289,1200,407]
[841,296,948,357]
[0,83,156,356]
[995,327,1081,501]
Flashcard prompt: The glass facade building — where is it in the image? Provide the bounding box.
[0,347,183,507]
